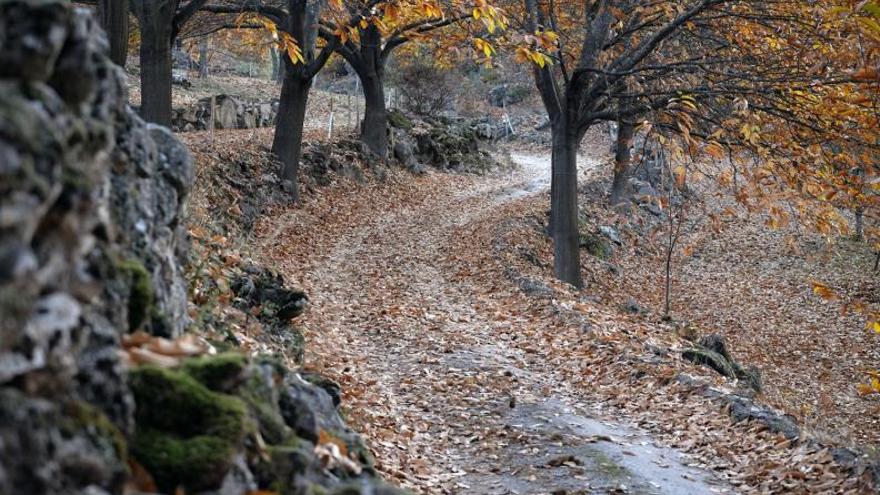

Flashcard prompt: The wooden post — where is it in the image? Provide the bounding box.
[327,96,334,140]
[209,95,216,145]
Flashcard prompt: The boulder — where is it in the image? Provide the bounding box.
[171,70,192,88]
[488,84,530,107]
[212,94,239,129]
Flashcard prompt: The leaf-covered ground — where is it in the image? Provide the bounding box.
[603,199,880,448]
[211,129,876,493]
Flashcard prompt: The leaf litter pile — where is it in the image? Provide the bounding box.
[185,127,877,494]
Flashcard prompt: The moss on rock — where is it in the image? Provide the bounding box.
[64,400,128,462]
[387,109,413,131]
[579,231,612,260]
[183,352,249,392]
[129,366,247,493]
[117,259,154,331]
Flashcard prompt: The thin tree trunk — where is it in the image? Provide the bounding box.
[855,206,864,241]
[272,67,311,202]
[97,0,129,67]
[138,13,173,126]
[198,37,209,78]
[550,121,583,288]
[360,72,388,158]
[610,121,635,205]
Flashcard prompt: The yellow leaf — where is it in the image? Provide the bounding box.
[811,282,836,301]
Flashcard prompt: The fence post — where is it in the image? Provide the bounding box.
[327,96,334,140]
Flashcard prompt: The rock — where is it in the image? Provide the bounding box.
[171,70,192,88]
[387,108,413,130]
[172,95,278,132]
[393,138,422,174]
[621,297,642,314]
[698,333,732,361]
[682,334,763,392]
[682,348,738,379]
[644,202,663,216]
[0,0,70,82]
[0,4,403,494]
[0,2,186,492]
[213,94,239,129]
[301,372,343,408]
[579,231,613,259]
[488,84,530,107]
[232,265,308,321]
[727,395,800,440]
[0,389,128,495]
[231,265,308,363]
[599,225,623,245]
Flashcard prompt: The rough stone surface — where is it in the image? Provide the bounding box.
[0,1,189,492]
[488,84,530,107]
[171,94,278,132]
[0,3,403,495]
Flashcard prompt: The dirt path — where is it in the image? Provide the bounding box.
[261,153,732,494]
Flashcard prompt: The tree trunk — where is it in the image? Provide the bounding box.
[271,67,311,202]
[550,121,583,288]
[198,37,209,78]
[138,10,174,126]
[97,0,129,67]
[360,72,387,158]
[855,206,865,241]
[610,121,635,205]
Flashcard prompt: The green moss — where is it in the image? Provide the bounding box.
[254,442,314,494]
[64,400,128,461]
[183,353,248,392]
[133,429,236,492]
[118,259,154,331]
[306,484,329,495]
[129,366,247,493]
[388,109,413,130]
[287,328,306,364]
[237,367,291,445]
[579,231,612,260]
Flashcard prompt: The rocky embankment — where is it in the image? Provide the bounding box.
[0,2,405,494]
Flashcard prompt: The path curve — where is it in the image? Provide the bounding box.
[280,154,732,494]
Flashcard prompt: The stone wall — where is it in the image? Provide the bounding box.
[0,1,193,492]
[0,2,405,495]
[172,95,278,132]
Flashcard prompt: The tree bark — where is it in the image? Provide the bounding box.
[272,64,311,202]
[360,72,387,158]
[136,2,175,126]
[610,120,635,205]
[97,0,129,67]
[550,120,583,288]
